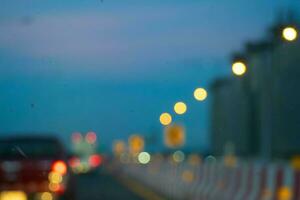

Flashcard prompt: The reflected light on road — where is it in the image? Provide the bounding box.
[282,27,298,41]
[138,152,151,164]
[232,62,247,76]
[174,102,187,115]
[194,88,208,101]
[159,113,172,126]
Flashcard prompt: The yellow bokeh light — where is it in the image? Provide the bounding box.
[48,172,62,184]
[129,135,144,154]
[174,102,187,115]
[159,112,172,126]
[0,191,27,200]
[278,187,292,200]
[194,88,207,101]
[48,183,60,192]
[232,62,247,76]
[138,152,151,164]
[282,27,298,41]
[41,192,53,200]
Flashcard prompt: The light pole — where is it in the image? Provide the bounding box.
[174,102,187,115]
[194,88,208,101]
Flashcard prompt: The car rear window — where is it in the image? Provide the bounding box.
[0,139,64,159]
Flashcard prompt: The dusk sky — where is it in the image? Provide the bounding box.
[0,0,299,151]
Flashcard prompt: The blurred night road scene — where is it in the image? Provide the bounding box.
[1,0,300,200]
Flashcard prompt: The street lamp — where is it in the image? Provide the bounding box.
[282,26,298,42]
[194,88,208,101]
[232,61,247,76]
[174,102,187,115]
[159,112,172,126]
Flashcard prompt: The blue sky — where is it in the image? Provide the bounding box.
[0,0,299,151]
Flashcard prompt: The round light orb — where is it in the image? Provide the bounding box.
[159,112,172,126]
[232,62,247,76]
[194,88,208,101]
[85,131,97,144]
[282,27,298,41]
[41,192,53,200]
[174,102,187,115]
[172,150,185,163]
[138,152,151,164]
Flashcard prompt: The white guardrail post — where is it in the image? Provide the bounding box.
[116,156,300,200]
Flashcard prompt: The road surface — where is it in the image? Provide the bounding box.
[74,169,144,200]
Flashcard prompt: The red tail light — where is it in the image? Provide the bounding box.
[51,161,67,175]
[68,157,80,168]
[89,154,102,167]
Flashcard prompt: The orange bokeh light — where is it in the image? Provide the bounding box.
[52,161,67,175]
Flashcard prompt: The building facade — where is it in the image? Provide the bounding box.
[211,24,300,159]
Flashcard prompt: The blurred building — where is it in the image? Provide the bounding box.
[247,38,300,159]
[210,77,258,157]
[210,78,244,156]
[210,20,300,159]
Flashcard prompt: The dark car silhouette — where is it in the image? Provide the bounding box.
[0,135,76,200]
